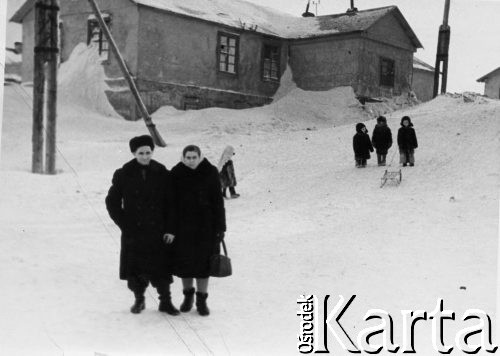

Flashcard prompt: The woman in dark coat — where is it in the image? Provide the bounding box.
[105,135,179,315]
[397,116,418,166]
[353,123,374,168]
[371,116,393,166]
[171,145,226,316]
[218,145,240,199]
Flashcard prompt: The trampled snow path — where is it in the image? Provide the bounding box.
[1,84,499,355]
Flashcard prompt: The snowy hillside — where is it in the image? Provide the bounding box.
[1,77,499,355]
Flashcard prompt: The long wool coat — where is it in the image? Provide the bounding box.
[171,158,226,278]
[371,124,393,154]
[353,125,374,159]
[105,159,175,280]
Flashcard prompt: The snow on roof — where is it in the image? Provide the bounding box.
[477,67,500,82]
[413,57,434,72]
[133,0,420,44]
[133,0,296,37]
[11,0,421,46]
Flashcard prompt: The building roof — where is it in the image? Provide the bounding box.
[296,6,422,47]
[477,67,500,82]
[9,0,35,24]
[413,57,434,72]
[133,1,421,46]
[10,0,422,47]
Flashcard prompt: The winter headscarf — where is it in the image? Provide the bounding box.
[400,116,413,127]
[217,145,235,172]
[377,116,387,124]
[355,123,367,134]
[129,135,155,153]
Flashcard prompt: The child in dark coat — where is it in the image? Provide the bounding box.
[353,123,374,168]
[371,116,393,166]
[397,116,418,166]
[218,145,240,198]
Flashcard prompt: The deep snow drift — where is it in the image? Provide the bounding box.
[58,43,118,118]
[1,71,499,354]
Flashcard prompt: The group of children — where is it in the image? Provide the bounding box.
[219,115,418,196]
[353,115,418,168]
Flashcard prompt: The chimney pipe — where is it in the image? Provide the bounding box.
[347,0,358,13]
[302,0,315,17]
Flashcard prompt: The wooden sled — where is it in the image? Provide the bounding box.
[380,169,402,188]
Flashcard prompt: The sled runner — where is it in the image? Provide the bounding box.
[380,169,402,188]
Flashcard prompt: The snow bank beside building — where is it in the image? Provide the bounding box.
[268,85,365,128]
[155,82,368,135]
[58,43,118,118]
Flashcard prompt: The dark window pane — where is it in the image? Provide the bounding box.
[262,45,280,80]
[218,33,238,74]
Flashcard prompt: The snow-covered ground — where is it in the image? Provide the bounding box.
[1,49,499,355]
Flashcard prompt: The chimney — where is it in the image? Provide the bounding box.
[302,0,315,17]
[346,0,358,14]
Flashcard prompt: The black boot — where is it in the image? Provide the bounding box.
[195,292,210,316]
[130,295,145,314]
[158,284,180,316]
[180,287,195,312]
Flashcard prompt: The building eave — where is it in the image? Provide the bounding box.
[9,0,35,24]
[477,67,500,82]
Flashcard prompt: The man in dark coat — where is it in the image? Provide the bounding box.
[105,135,179,315]
[353,123,374,168]
[171,145,226,316]
[397,116,418,167]
[371,116,393,166]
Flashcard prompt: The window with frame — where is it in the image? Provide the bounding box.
[380,57,395,87]
[262,44,280,81]
[87,15,110,61]
[218,32,238,74]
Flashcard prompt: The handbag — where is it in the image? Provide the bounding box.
[209,240,232,277]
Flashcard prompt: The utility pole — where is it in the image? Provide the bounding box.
[45,0,59,174]
[433,0,451,98]
[312,0,320,16]
[347,0,358,13]
[32,0,59,174]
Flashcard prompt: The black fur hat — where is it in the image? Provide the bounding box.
[129,135,155,153]
[377,116,387,123]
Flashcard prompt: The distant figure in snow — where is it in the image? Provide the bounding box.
[105,135,179,315]
[371,116,393,166]
[170,145,226,316]
[397,116,418,167]
[353,123,374,168]
[218,145,240,199]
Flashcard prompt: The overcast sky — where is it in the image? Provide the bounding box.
[3,0,500,93]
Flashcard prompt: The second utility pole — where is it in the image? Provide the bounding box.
[433,0,451,98]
